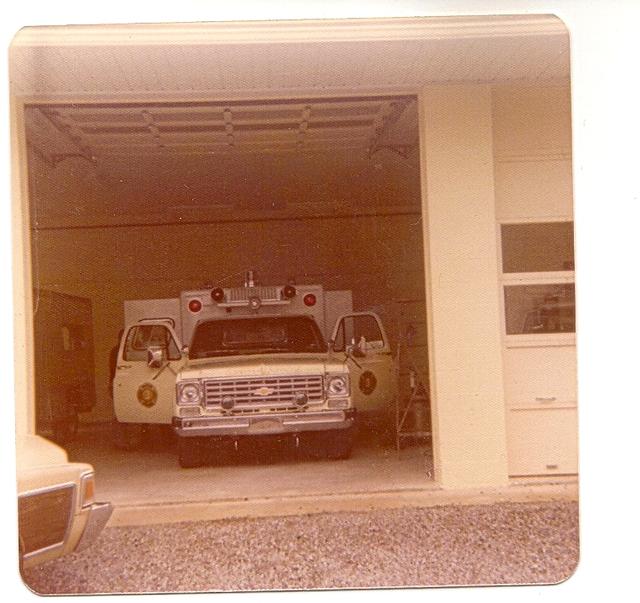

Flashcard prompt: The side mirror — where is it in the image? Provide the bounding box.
[346,342,366,359]
[147,345,166,368]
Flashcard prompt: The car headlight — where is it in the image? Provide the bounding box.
[326,374,349,397]
[177,381,203,405]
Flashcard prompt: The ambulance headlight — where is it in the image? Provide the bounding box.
[326,374,349,397]
[177,381,203,405]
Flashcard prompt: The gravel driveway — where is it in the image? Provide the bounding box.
[22,501,578,594]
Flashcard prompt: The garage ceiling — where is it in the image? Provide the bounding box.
[13,15,569,159]
[12,15,569,223]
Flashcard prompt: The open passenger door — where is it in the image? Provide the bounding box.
[113,319,184,426]
[330,312,395,418]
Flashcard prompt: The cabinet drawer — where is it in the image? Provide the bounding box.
[503,345,576,406]
[507,407,578,476]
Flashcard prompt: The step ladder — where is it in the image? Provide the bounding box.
[394,304,431,452]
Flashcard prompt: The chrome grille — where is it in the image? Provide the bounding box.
[203,375,324,408]
[226,286,280,303]
[19,484,74,555]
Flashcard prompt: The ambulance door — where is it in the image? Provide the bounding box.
[330,312,395,417]
[113,321,184,425]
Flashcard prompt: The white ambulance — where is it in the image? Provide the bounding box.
[113,272,395,467]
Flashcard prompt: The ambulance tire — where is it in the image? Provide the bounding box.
[178,436,204,468]
[326,427,354,460]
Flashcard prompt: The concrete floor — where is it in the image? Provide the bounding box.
[66,422,435,524]
[63,423,577,528]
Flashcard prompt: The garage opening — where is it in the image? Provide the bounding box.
[26,93,433,509]
[14,15,575,516]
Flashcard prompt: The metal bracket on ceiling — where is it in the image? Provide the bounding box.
[223,108,235,147]
[297,105,311,147]
[141,109,164,149]
[367,98,417,160]
[368,144,415,160]
[34,108,97,168]
[27,141,97,168]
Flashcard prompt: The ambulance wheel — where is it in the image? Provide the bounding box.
[178,437,203,468]
[326,427,354,460]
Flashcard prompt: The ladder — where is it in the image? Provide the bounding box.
[394,303,431,452]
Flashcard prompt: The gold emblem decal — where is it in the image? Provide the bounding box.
[253,386,275,397]
[359,371,377,396]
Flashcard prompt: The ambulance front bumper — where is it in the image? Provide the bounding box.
[173,408,356,437]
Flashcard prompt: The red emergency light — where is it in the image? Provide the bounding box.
[283,285,297,299]
[188,299,202,313]
[211,287,225,303]
[303,293,317,307]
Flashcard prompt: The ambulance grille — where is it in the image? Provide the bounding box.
[203,375,324,408]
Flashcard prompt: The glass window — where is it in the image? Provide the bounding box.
[333,314,384,352]
[504,283,575,335]
[124,324,181,361]
[189,316,326,359]
[501,222,574,273]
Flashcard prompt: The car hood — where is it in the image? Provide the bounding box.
[16,434,68,470]
[179,352,348,380]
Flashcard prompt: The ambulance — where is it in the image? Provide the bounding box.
[113,272,395,467]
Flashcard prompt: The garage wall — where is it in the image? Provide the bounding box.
[28,147,425,422]
[29,148,421,225]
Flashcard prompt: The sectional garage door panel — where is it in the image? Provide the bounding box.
[507,406,578,476]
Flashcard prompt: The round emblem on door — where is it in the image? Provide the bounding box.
[137,382,158,408]
[359,371,377,395]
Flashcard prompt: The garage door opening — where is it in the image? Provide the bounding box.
[14,15,575,518]
[25,93,434,509]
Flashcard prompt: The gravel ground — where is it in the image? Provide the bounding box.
[22,501,578,594]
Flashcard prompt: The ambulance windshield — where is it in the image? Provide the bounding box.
[189,315,327,359]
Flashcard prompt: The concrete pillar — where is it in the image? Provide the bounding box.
[418,85,508,488]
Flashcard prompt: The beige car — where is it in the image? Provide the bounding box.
[17,434,113,571]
